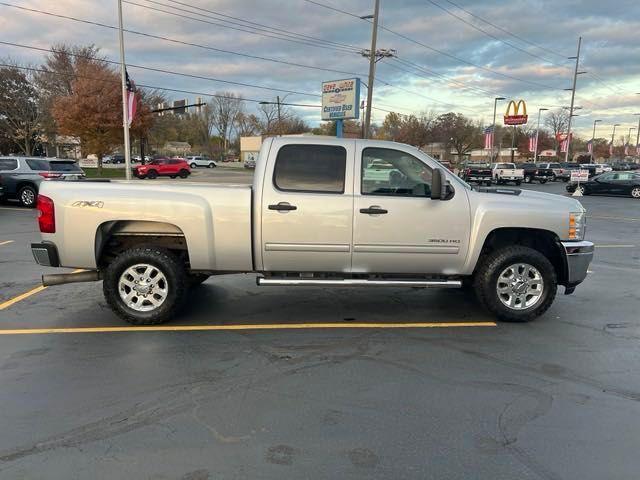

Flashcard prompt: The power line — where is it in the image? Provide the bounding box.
[302,0,563,91]
[0,40,322,98]
[159,0,362,52]
[440,0,568,60]
[424,0,571,69]
[124,0,361,55]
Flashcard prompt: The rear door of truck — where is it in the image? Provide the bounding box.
[260,139,355,272]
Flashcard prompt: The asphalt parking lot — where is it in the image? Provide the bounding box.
[0,178,639,479]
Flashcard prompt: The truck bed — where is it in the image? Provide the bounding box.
[39,180,254,271]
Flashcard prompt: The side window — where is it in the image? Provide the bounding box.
[0,158,18,170]
[273,144,346,193]
[362,148,432,197]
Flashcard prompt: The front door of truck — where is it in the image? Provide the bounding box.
[261,141,355,272]
[352,144,470,275]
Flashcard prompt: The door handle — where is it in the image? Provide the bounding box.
[268,202,297,211]
[359,206,388,215]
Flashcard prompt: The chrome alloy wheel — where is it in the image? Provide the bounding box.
[496,263,544,310]
[118,264,168,312]
[21,188,35,206]
[631,187,640,199]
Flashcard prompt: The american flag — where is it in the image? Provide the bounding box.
[528,134,537,153]
[586,140,593,154]
[560,133,572,153]
[483,126,494,150]
[125,70,138,127]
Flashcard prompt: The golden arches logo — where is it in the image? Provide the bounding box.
[504,99,528,125]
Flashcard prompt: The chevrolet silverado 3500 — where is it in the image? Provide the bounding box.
[31,137,593,324]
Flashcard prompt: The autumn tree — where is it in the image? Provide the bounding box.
[432,112,480,161]
[0,62,42,155]
[52,62,150,174]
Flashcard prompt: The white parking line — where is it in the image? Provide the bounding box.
[0,240,14,246]
[595,245,636,248]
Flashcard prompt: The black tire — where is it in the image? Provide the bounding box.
[188,273,210,286]
[190,163,197,168]
[524,175,532,183]
[539,179,548,184]
[147,169,158,179]
[18,184,37,208]
[103,247,188,325]
[515,180,522,186]
[207,163,215,168]
[551,174,557,182]
[473,246,557,322]
[179,169,189,179]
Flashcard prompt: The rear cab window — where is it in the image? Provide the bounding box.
[273,144,346,193]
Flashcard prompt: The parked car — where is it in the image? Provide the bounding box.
[520,163,554,184]
[186,155,217,169]
[536,162,566,182]
[491,162,524,185]
[578,164,602,177]
[133,158,191,179]
[104,154,125,164]
[0,157,85,207]
[460,163,492,185]
[31,137,593,325]
[244,158,256,169]
[594,163,612,173]
[566,171,640,198]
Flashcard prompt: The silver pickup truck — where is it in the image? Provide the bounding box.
[31,137,593,324]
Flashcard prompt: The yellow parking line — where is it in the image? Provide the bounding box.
[0,240,14,246]
[0,322,496,335]
[0,269,84,311]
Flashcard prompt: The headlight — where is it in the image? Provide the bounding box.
[568,212,586,240]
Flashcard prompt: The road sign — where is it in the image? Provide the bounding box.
[322,78,360,121]
[504,99,528,125]
[570,169,589,183]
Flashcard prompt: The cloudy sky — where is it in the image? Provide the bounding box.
[2,0,639,138]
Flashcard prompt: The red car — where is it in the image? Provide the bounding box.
[133,158,191,179]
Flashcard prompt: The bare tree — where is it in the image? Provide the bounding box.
[235,112,261,138]
[209,92,242,151]
[544,109,569,149]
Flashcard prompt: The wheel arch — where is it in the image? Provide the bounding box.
[473,227,567,285]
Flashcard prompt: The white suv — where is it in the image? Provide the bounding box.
[187,156,217,168]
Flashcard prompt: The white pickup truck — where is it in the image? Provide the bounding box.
[492,162,524,185]
[31,137,593,324]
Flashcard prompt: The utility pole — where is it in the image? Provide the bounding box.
[611,123,620,158]
[491,97,506,162]
[534,107,548,162]
[635,113,640,157]
[363,0,380,139]
[276,95,281,136]
[590,119,601,163]
[117,0,132,180]
[564,36,586,163]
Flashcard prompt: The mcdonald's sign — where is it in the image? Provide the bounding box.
[504,99,528,126]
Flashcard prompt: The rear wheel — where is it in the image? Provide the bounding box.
[179,169,189,178]
[147,170,158,179]
[18,185,37,208]
[103,247,188,325]
[631,186,640,199]
[473,246,557,322]
[207,162,215,168]
[190,163,197,168]
[524,175,532,183]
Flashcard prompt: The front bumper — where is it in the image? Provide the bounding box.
[560,240,594,291]
[31,242,60,267]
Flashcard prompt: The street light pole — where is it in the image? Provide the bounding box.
[590,119,601,163]
[611,124,620,158]
[564,36,585,163]
[635,113,640,157]
[363,0,380,139]
[534,107,548,163]
[117,0,132,180]
[491,97,506,161]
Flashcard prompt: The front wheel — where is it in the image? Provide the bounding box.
[630,186,640,199]
[147,170,158,179]
[524,176,532,183]
[473,246,557,322]
[207,163,215,168]
[103,247,188,325]
[179,169,189,178]
[190,163,197,168]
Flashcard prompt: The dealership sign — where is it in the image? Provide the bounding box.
[322,78,360,120]
[504,99,528,125]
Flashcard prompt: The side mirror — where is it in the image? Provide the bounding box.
[431,168,452,200]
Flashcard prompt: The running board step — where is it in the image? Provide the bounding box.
[257,277,461,288]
